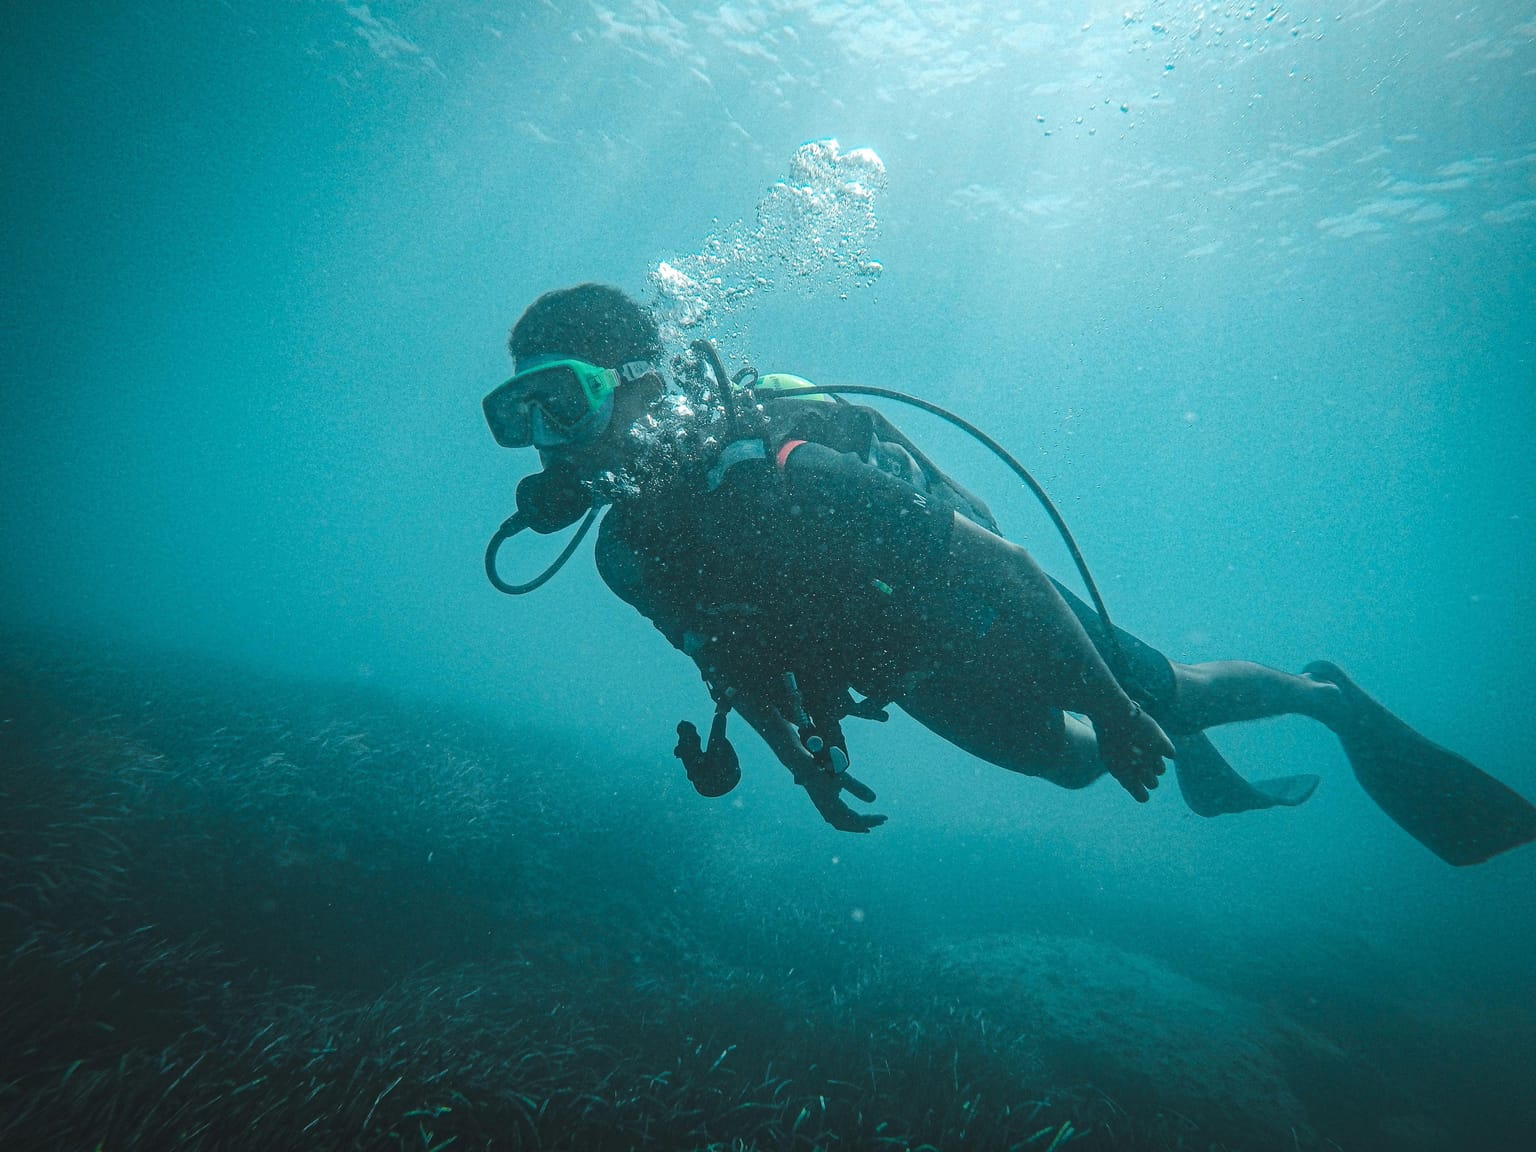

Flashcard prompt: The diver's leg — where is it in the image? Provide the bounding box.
[1167,661,1348,732]
[1056,715,1113,789]
[783,448,1166,795]
[941,518,1169,798]
[897,670,1107,789]
[1020,580,1330,811]
[901,672,1319,809]
[1038,575,1346,735]
[1057,717,1320,807]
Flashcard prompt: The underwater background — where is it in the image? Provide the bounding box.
[3,2,1534,1150]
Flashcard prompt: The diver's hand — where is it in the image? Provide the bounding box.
[1092,701,1173,803]
[732,694,887,830]
[801,770,888,833]
[774,730,887,831]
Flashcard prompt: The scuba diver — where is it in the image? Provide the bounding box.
[481,282,1536,866]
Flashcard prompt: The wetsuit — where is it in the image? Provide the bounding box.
[595,397,1176,771]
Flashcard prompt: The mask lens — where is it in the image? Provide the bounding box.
[520,364,591,430]
[483,381,535,447]
[483,361,599,448]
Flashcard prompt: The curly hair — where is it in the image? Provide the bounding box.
[508,283,661,370]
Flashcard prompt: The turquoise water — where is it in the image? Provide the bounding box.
[3,3,1534,1149]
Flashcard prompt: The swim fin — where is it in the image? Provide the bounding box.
[1171,730,1320,817]
[1304,661,1536,866]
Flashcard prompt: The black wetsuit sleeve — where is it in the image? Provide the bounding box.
[593,508,691,651]
[596,504,784,707]
[859,406,999,533]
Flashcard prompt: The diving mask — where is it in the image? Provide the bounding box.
[483,355,657,449]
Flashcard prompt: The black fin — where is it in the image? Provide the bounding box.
[1304,661,1536,866]
[1171,730,1320,817]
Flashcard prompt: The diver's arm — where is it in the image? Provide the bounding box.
[596,528,885,829]
[861,405,999,532]
[592,514,696,649]
[732,693,888,833]
[730,692,811,775]
[948,515,1173,802]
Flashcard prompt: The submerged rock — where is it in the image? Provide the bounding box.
[929,932,1347,1146]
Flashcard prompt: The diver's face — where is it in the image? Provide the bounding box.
[536,375,657,477]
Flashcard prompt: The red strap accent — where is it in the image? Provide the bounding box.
[775,439,808,472]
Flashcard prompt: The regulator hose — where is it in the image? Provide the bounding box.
[484,506,600,595]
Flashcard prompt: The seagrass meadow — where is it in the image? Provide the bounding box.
[3,636,1532,1152]
[0,638,1134,1152]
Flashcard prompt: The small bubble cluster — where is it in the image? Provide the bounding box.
[595,390,730,501]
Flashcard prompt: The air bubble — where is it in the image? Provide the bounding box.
[648,139,888,342]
